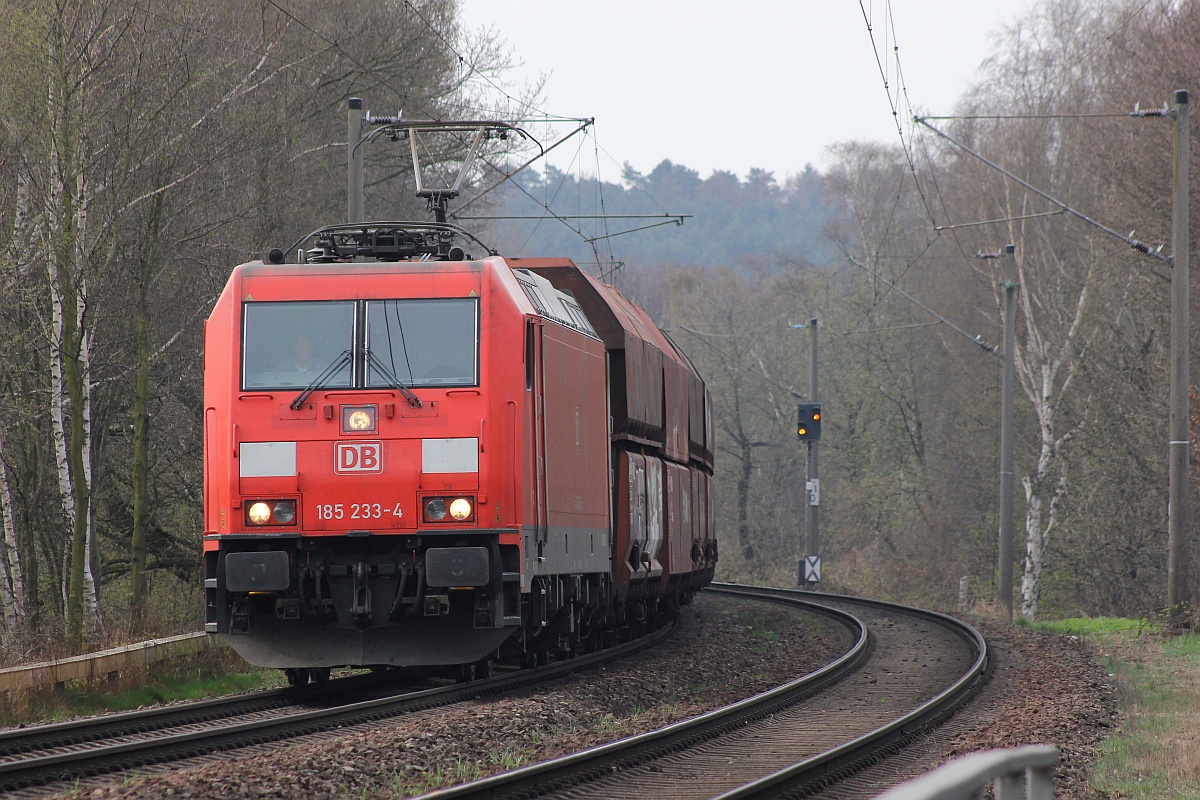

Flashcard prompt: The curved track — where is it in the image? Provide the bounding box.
[2,587,987,799]
[0,620,676,796]
[417,584,988,800]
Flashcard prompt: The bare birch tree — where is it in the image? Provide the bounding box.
[0,0,554,651]
[949,0,1123,618]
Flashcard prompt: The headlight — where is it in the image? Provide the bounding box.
[273,501,296,524]
[423,496,475,523]
[245,499,297,526]
[449,498,473,521]
[247,502,272,525]
[341,405,377,433]
[424,498,448,521]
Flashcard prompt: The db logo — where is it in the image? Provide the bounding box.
[336,442,383,474]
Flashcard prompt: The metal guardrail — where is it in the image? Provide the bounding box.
[0,632,220,694]
[875,745,1059,800]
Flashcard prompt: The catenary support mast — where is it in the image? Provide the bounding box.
[1167,89,1190,615]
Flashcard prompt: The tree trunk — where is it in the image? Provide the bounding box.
[0,426,25,638]
[49,58,100,651]
[58,276,95,650]
[1,166,34,641]
[735,437,755,562]
[129,293,151,633]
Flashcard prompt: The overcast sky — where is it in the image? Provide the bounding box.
[457,1,1035,181]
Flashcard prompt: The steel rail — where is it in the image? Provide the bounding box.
[708,584,990,800]
[0,684,298,756]
[416,589,871,800]
[414,584,986,800]
[0,619,677,794]
[0,666,446,757]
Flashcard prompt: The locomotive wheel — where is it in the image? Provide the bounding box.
[521,650,548,668]
[455,662,477,683]
[311,667,331,684]
[286,668,310,688]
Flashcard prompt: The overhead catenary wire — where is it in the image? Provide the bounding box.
[406,1,680,272]
[108,0,676,279]
[921,113,1140,120]
[843,321,943,335]
[860,0,1154,246]
[375,102,668,257]
[857,0,940,228]
[454,118,593,214]
[462,214,688,221]
[934,209,1066,232]
[850,0,1167,375]
[915,116,1172,263]
[855,0,991,322]
[847,253,1000,359]
[852,0,994,346]
[592,130,617,274]
[261,0,376,79]
[459,119,685,260]
[906,3,1159,254]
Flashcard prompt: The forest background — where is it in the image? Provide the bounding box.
[0,0,1198,659]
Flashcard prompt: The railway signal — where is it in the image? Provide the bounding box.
[796,402,822,440]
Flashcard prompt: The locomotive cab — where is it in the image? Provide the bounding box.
[204,255,530,670]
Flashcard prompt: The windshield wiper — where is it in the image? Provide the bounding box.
[366,350,422,408]
[290,350,353,410]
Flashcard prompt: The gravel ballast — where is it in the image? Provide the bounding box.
[63,592,1117,800]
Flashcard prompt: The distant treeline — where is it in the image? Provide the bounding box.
[477,160,840,270]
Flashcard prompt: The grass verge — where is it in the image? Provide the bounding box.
[1029,617,1200,798]
[0,650,282,728]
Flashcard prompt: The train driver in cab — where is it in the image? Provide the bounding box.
[276,333,320,375]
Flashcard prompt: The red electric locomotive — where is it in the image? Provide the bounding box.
[203,142,715,684]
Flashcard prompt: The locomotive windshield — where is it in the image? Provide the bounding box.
[241,298,478,391]
[366,299,478,387]
[242,301,355,390]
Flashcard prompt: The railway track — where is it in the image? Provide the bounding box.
[2,586,987,799]
[416,583,988,800]
[0,620,676,796]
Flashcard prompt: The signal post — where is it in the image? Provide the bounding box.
[794,319,821,586]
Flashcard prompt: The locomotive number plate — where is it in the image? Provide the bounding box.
[335,441,383,474]
[315,502,404,521]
